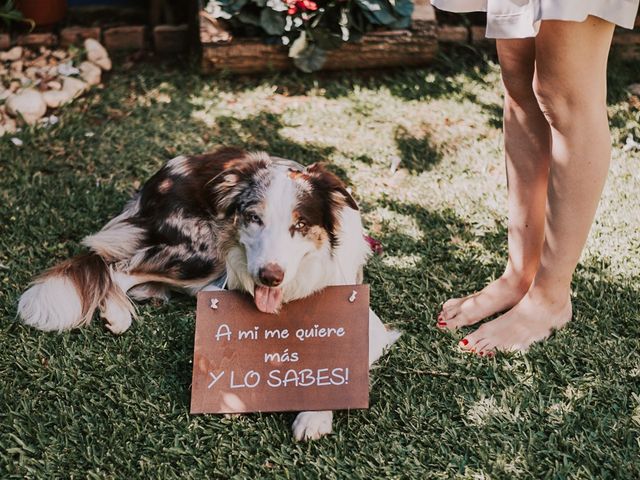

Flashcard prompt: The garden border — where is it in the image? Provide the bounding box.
[199,0,438,74]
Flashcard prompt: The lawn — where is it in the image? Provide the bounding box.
[1,47,639,479]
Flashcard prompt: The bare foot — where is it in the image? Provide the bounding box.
[459,288,572,354]
[437,273,531,330]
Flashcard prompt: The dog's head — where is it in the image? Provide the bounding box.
[211,150,358,313]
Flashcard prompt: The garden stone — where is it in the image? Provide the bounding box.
[6,89,47,125]
[62,77,87,98]
[0,46,22,62]
[0,116,17,135]
[25,67,39,80]
[43,89,73,108]
[628,83,640,97]
[47,80,62,90]
[52,49,68,60]
[85,38,112,71]
[79,61,101,86]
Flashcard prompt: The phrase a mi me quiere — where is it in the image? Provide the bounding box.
[207,323,350,390]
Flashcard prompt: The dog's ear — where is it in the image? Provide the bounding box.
[306,163,358,211]
[210,151,271,218]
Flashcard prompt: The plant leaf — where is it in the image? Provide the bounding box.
[293,43,327,72]
[259,8,285,35]
[311,27,343,50]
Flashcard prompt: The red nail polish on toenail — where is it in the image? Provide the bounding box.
[460,339,469,346]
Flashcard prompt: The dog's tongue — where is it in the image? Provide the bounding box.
[254,285,283,313]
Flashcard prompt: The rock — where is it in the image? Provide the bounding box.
[46,80,62,90]
[10,60,23,73]
[29,55,48,68]
[43,89,73,108]
[79,61,101,86]
[51,49,67,60]
[628,83,640,97]
[0,87,10,101]
[45,65,58,77]
[62,76,87,98]
[0,46,22,62]
[25,66,39,80]
[5,89,47,125]
[85,38,112,71]
[58,61,79,76]
[0,116,17,136]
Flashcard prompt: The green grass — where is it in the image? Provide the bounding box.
[1,47,639,479]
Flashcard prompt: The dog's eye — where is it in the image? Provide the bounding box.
[294,220,307,231]
[246,213,262,225]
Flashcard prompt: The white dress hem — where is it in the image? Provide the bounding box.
[432,0,639,39]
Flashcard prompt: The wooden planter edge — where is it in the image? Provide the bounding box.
[200,0,438,74]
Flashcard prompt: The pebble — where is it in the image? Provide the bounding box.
[628,83,640,97]
[62,76,87,98]
[51,49,68,60]
[43,89,73,108]
[0,117,17,136]
[6,89,47,125]
[58,61,79,76]
[79,61,101,86]
[46,80,62,90]
[0,46,22,62]
[10,60,23,73]
[85,38,112,71]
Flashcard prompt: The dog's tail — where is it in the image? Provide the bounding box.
[18,253,135,333]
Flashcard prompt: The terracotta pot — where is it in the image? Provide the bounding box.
[16,0,68,27]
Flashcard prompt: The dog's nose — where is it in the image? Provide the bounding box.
[258,263,284,287]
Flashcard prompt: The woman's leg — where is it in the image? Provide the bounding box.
[438,38,550,330]
[461,16,615,353]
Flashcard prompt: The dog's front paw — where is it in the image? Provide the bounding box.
[292,411,333,441]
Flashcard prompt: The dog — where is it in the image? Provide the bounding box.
[18,147,400,440]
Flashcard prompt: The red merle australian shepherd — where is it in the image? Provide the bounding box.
[18,147,400,440]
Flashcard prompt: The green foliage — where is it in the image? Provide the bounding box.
[205,0,414,71]
[0,0,34,30]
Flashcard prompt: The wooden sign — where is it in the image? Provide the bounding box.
[190,285,370,414]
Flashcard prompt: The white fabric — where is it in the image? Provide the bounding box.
[432,0,640,38]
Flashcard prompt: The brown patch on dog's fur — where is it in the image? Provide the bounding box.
[307,225,329,249]
[158,178,173,193]
[292,163,359,249]
[39,253,114,325]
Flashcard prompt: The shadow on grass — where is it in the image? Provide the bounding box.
[394,125,444,173]
[212,112,335,165]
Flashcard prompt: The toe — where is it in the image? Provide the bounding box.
[459,328,485,352]
[442,297,463,311]
[440,305,461,322]
[475,338,493,356]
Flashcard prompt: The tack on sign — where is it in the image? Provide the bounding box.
[190,285,369,414]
